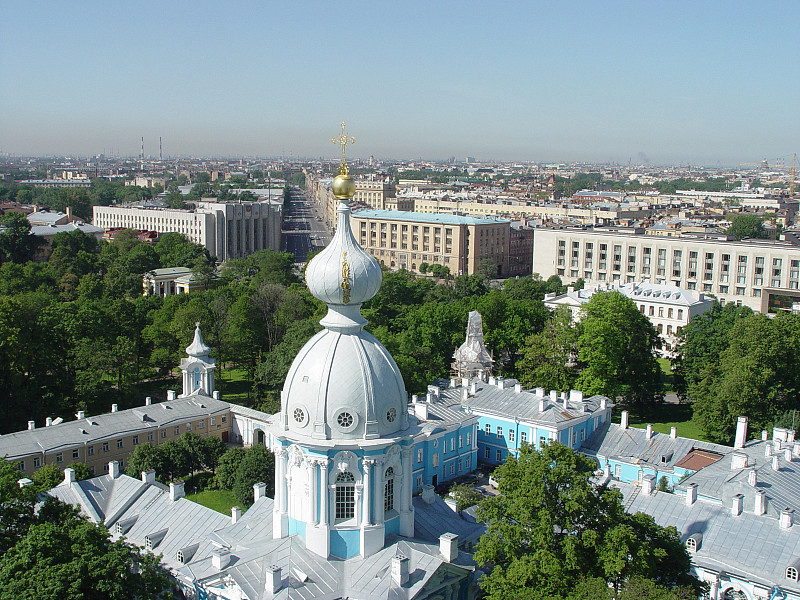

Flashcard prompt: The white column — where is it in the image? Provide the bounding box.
[325,484,335,526]
[363,459,374,526]
[276,449,288,513]
[355,484,363,524]
[401,447,413,513]
[310,460,319,525]
[320,460,330,526]
[374,462,385,525]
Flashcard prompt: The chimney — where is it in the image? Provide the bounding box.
[450,378,457,388]
[167,390,176,401]
[549,390,558,404]
[731,493,744,516]
[786,448,793,463]
[781,509,794,529]
[794,443,800,458]
[754,490,766,515]
[670,426,677,439]
[416,403,429,420]
[535,387,545,398]
[111,404,118,413]
[620,411,629,430]
[569,389,583,403]
[77,410,85,419]
[773,456,780,471]
[734,416,748,449]
[646,424,653,440]
[63,468,76,486]
[231,506,242,525]
[461,377,470,388]
[27,420,35,430]
[391,555,410,586]
[46,417,53,427]
[170,481,185,501]
[141,470,156,485]
[109,461,120,479]
[762,430,768,441]
[253,482,267,501]
[514,383,522,394]
[766,443,772,458]
[267,565,282,594]
[211,547,230,570]
[748,469,757,487]
[685,483,697,505]
[213,390,220,400]
[421,484,436,504]
[600,397,608,410]
[789,430,796,443]
[462,388,468,402]
[489,376,497,386]
[439,533,458,562]
[412,394,419,403]
[641,474,655,495]
[145,396,152,406]
[731,452,748,470]
[470,381,478,394]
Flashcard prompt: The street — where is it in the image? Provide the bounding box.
[281,188,332,263]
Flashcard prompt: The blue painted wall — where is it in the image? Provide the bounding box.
[330,528,361,559]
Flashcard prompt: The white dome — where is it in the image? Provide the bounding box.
[282,328,407,440]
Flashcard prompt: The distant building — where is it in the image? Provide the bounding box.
[29,222,104,261]
[544,281,713,354]
[143,267,216,296]
[507,223,534,276]
[350,209,510,277]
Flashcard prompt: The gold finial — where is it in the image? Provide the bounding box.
[331,120,355,175]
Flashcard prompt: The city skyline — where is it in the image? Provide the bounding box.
[1,1,798,165]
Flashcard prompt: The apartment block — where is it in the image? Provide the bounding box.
[533,227,800,313]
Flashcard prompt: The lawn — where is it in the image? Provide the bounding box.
[619,403,710,442]
[657,357,674,392]
[217,366,252,404]
[186,489,239,514]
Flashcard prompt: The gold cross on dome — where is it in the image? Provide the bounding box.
[331,120,355,174]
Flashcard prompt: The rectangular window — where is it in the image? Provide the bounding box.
[211,417,216,426]
[496,449,502,462]
[161,430,167,438]
[417,448,423,463]
[72,450,79,460]
[466,456,471,469]
[56,453,63,464]
[520,431,527,444]
[132,436,139,446]
[580,429,586,442]
[432,453,439,468]
[458,435,463,448]
[88,446,94,456]
[466,432,471,446]
[449,437,455,452]
[199,420,204,429]
[117,439,123,449]
[221,416,227,423]
[497,427,503,438]
[175,427,180,436]
[416,474,423,489]
[449,462,455,475]
[572,431,577,445]
[539,435,547,447]
[102,442,109,452]
[335,485,355,520]
[485,424,491,435]
[147,433,153,442]
[186,423,192,432]
[33,457,41,468]
[484,447,490,459]
[18,461,24,472]
[509,430,515,443]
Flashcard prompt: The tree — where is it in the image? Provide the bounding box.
[126,443,167,482]
[726,214,767,240]
[474,443,701,600]
[576,291,663,408]
[215,447,246,490]
[32,465,64,492]
[447,483,483,512]
[566,577,697,600]
[232,444,274,506]
[517,305,578,391]
[0,212,42,264]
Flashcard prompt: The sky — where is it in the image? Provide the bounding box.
[1,1,798,165]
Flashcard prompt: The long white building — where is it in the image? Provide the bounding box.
[93,199,282,262]
[533,227,800,313]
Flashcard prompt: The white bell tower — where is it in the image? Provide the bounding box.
[179,323,216,397]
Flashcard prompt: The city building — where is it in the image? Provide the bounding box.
[92,198,281,262]
[533,226,800,313]
[508,222,534,276]
[543,281,713,354]
[350,209,510,277]
[308,175,413,226]
[143,267,216,296]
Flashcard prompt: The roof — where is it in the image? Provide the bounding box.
[30,222,104,237]
[0,394,230,460]
[351,209,510,226]
[545,281,711,309]
[145,267,193,278]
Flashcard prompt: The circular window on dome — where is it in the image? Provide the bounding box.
[292,404,309,428]
[334,409,358,432]
[386,407,397,423]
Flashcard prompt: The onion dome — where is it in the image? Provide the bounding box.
[185,322,211,358]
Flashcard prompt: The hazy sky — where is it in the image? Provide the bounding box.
[1,1,798,165]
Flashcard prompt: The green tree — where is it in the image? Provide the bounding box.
[576,291,663,408]
[726,214,767,240]
[31,464,63,492]
[232,444,275,506]
[215,447,246,490]
[566,576,697,600]
[447,483,483,512]
[0,212,42,264]
[126,443,167,482]
[474,443,701,600]
[517,305,578,390]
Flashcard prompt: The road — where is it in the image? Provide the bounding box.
[281,188,332,263]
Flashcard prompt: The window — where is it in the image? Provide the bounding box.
[186,423,192,432]
[466,432,471,446]
[465,456,471,469]
[416,474,423,489]
[458,435,463,448]
[668,308,673,319]
[509,430,515,443]
[117,439,123,449]
[221,416,227,423]
[133,436,139,446]
[484,447,490,459]
[580,429,586,442]
[102,442,109,452]
[787,567,799,581]
[572,431,578,445]
[161,430,167,438]
[335,472,356,519]
[449,437,455,452]
[384,467,394,512]
[497,427,503,438]
[520,431,527,444]
[485,424,491,435]
[686,537,698,553]
[87,445,94,456]
[198,420,204,429]
[175,427,180,436]
[56,453,63,464]
[678,309,683,320]
[496,449,502,462]
[417,448,423,463]
[72,450,79,460]
[211,417,216,426]
[33,457,41,468]
[432,453,439,468]
[17,461,24,472]
[449,462,456,475]
[147,433,154,442]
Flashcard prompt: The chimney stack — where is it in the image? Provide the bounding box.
[785,448,793,463]
[642,474,655,495]
[731,493,743,516]
[63,468,76,486]
[754,490,766,515]
[450,378,458,388]
[781,509,794,529]
[167,390,176,401]
[685,483,697,505]
[747,469,757,487]
[762,430,769,441]
[734,416,748,449]
[620,411,629,430]
[141,470,156,485]
[646,424,653,440]
[111,404,118,413]
[268,565,282,594]
[231,506,242,525]
[145,396,152,406]
[109,461,120,479]
[28,420,35,430]
[253,482,267,501]
[170,481,185,501]
[213,390,220,400]
[77,410,85,420]
[211,547,230,570]
[514,383,522,393]
[439,533,458,562]
[670,426,677,439]
[391,555,410,586]
[773,456,780,471]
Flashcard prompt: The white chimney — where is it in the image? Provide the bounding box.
[170,481,185,501]
[77,410,85,419]
[267,565,282,594]
[731,452,748,470]
[781,509,794,529]
[762,430,769,441]
[141,470,156,485]
[747,469,757,487]
[600,397,608,410]
[462,388,468,402]
[470,382,478,395]
[794,443,800,458]
[754,490,766,515]
[211,547,230,570]
[685,483,697,505]
[63,467,76,486]
[788,430,796,443]
[670,426,677,439]
[27,420,35,430]
[145,396,152,406]
[253,482,267,501]
[534,387,545,398]
[569,389,583,403]
[514,383,522,393]
[620,411,629,430]
[46,417,53,427]
[646,424,653,440]
[450,378,458,388]
[786,448,793,463]
[734,416,748,449]
[109,461,120,479]
[213,390,220,400]
[111,404,118,413]
[167,390,176,401]
[412,394,419,403]
[642,474,655,495]
[765,443,773,458]
[231,506,242,525]
[439,533,458,562]
[489,376,497,386]
[421,485,436,504]
[549,390,558,404]
[416,403,429,420]
[732,493,743,516]
[773,456,780,471]
[538,398,546,412]
[391,555,410,586]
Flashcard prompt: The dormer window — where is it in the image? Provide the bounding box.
[686,533,702,553]
[788,566,799,581]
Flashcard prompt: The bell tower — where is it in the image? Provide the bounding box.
[179,323,216,397]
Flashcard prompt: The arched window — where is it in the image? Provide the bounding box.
[193,367,201,388]
[686,538,697,552]
[787,566,799,581]
[657,323,663,333]
[384,467,395,512]
[335,471,355,520]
